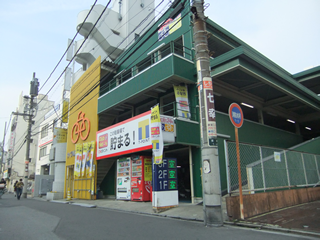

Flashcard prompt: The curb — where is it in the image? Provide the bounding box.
[224,221,320,238]
[69,202,97,208]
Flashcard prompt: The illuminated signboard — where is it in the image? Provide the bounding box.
[153,158,178,191]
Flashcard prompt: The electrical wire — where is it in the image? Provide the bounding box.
[13,0,186,152]
[28,0,171,138]
[10,0,114,149]
[37,0,113,108]
[33,1,191,137]
[39,0,99,92]
[6,0,102,153]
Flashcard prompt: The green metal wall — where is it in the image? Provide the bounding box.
[216,112,304,194]
[216,112,303,148]
[175,119,200,146]
[293,137,320,154]
[190,112,305,198]
[114,4,192,70]
[100,162,116,196]
[191,146,202,198]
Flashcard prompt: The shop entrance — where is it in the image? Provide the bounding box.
[164,147,191,203]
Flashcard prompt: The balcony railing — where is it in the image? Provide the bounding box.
[160,101,199,122]
[100,41,193,95]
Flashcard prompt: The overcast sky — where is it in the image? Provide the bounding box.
[0,0,319,147]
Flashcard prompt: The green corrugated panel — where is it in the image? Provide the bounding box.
[175,119,200,146]
[98,56,174,113]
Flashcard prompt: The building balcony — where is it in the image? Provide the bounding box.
[98,41,196,116]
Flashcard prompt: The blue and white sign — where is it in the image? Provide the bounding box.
[153,158,177,191]
[228,103,244,128]
[152,158,178,209]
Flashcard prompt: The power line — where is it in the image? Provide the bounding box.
[34,1,190,135]
[14,0,180,147]
[39,0,99,92]
[10,1,112,149]
[37,0,112,107]
[10,0,130,147]
[28,0,171,139]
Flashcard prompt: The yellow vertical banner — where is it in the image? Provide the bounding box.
[81,143,88,177]
[74,144,82,177]
[173,85,191,118]
[144,157,152,181]
[87,141,95,177]
[151,104,163,164]
[62,99,69,123]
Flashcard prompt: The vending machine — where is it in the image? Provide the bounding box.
[116,157,131,200]
[131,156,152,201]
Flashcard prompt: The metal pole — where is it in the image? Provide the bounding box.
[235,127,244,220]
[22,95,33,198]
[0,122,7,176]
[191,0,223,226]
[20,72,39,198]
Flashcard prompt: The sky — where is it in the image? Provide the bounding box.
[0,0,319,148]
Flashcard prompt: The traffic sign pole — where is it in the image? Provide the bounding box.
[235,127,244,220]
[228,103,244,219]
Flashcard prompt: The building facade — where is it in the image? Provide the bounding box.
[62,1,320,206]
[5,93,54,193]
[95,1,320,203]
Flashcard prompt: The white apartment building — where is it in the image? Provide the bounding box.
[7,93,54,192]
[36,104,61,176]
[71,0,156,83]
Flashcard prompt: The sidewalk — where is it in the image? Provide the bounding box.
[239,200,320,237]
[34,195,320,238]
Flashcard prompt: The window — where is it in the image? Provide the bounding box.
[41,124,49,138]
[39,146,47,158]
[174,36,184,57]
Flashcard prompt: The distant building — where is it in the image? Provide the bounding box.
[5,93,54,193]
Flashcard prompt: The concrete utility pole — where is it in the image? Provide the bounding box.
[0,122,7,177]
[191,0,223,226]
[13,73,39,198]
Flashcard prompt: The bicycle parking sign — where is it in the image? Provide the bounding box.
[71,111,91,143]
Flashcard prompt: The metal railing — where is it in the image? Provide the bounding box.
[225,140,320,194]
[160,101,198,122]
[100,41,193,95]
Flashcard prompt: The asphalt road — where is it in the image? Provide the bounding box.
[0,194,317,240]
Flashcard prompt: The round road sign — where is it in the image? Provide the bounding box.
[229,103,244,128]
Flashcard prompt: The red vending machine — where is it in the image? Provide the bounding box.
[131,156,152,201]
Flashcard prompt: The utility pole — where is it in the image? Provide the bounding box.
[13,73,39,198]
[191,1,223,226]
[0,122,7,177]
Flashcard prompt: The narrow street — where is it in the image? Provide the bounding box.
[0,194,316,240]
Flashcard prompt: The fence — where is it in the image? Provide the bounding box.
[225,140,320,194]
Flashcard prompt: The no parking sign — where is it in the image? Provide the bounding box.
[228,103,243,128]
[228,102,245,219]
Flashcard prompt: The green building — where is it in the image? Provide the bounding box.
[95,1,320,204]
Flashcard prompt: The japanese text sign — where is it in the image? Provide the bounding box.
[153,158,178,191]
[96,111,152,159]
